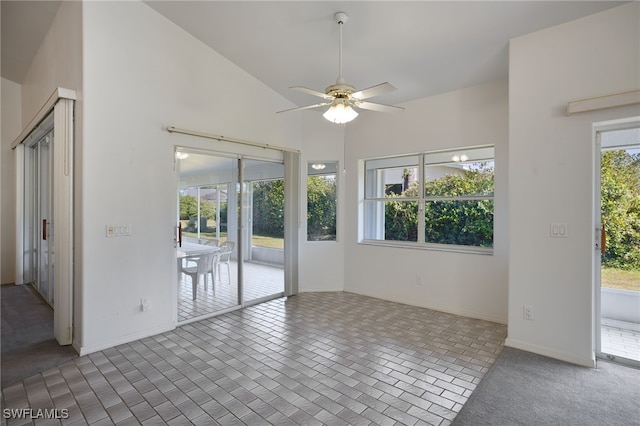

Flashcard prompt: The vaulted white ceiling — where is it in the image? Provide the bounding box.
[2,1,625,108]
[1,0,62,84]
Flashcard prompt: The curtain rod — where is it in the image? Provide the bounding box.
[167,126,300,154]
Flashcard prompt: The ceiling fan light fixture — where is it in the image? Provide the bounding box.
[451,153,469,162]
[323,99,358,124]
[277,11,402,121]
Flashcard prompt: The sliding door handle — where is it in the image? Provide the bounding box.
[43,219,47,240]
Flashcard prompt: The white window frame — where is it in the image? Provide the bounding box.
[360,146,494,255]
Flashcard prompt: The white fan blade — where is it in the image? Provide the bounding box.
[277,102,332,114]
[352,82,396,100]
[290,86,333,100]
[353,101,404,113]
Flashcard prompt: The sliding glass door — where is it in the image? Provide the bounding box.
[176,153,240,322]
[243,160,285,305]
[596,123,640,368]
[175,150,287,323]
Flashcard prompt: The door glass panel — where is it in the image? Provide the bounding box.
[24,131,54,306]
[177,152,240,322]
[24,146,36,284]
[243,159,285,305]
[39,141,49,299]
[599,126,640,367]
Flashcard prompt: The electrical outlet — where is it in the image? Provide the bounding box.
[416,275,423,286]
[140,298,150,312]
[523,304,535,320]
[550,223,567,238]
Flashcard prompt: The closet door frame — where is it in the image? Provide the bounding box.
[13,88,75,346]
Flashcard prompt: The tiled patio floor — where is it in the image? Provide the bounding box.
[601,320,640,362]
[178,261,284,323]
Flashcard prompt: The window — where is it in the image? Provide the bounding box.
[307,162,337,241]
[362,146,494,252]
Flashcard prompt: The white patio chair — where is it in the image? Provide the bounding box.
[182,251,216,300]
[214,241,235,285]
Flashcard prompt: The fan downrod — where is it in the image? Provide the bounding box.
[327,12,354,96]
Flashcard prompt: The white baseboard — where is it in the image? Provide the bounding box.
[504,337,596,368]
[76,322,176,356]
[343,288,507,325]
[298,287,344,293]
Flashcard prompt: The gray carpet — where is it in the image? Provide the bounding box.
[453,346,640,426]
[1,284,77,388]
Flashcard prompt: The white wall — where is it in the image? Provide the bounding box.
[507,2,640,366]
[298,113,346,292]
[77,1,302,354]
[343,79,509,323]
[1,77,22,284]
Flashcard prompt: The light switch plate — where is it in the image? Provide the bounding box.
[106,224,132,237]
[550,223,567,238]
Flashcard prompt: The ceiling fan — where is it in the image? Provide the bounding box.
[277,11,404,124]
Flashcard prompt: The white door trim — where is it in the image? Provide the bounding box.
[52,97,74,345]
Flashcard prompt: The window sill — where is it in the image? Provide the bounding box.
[358,239,494,256]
